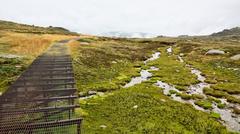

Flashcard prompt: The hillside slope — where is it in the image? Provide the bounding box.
[0,20,78,35]
[212,27,240,37]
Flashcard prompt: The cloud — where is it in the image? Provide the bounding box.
[0,0,240,36]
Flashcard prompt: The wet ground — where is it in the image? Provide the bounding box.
[124,47,240,132]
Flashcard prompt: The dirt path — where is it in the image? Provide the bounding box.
[0,41,82,134]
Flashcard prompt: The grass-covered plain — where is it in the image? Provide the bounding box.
[68,36,240,133]
[68,37,170,93]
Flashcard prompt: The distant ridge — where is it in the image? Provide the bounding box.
[0,20,78,35]
[211,27,240,36]
[101,31,155,38]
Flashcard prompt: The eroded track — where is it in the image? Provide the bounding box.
[0,41,82,134]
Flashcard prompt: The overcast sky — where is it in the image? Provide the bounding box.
[0,0,240,36]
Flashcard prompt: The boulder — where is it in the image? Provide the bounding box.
[230,54,240,60]
[88,90,97,95]
[206,49,225,55]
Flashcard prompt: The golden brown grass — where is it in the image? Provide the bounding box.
[0,32,77,58]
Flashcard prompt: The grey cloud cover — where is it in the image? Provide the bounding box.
[0,0,240,36]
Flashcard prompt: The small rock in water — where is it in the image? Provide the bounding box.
[230,54,240,60]
[100,125,107,129]
[206,49,225,55]
[133,105,138,109]
[88,90,97,95]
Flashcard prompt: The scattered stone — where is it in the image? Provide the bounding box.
[160,99,166,102]
[99,125,107,129]
[80,42,90,45]
[206,49,225,55]
[133,105,138,109]
[0,54,23,59]
[88,90,97,95]
[79,92,86,97]
[167,47,173,54]
[97,92,105,96]
[179,53,184,56]
[112,61,117,64]
[176,69,180,73]
[230,54,240,60]
[233,107,240,114]
[15,65,22,68]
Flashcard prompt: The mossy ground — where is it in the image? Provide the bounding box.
[79,83,228,134]
[68,36,240,133]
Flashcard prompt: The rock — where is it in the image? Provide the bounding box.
[0,92,2,96]
[100,125,107,129]
[0,54,23,59]
[230,54,240,60]
[176,69,180,73]
[88,91,97,95]
[112,61,117,64]
[15,65,22,68]
[179,53,184,56]
[80,42,90,45]
[160,99,166,102]
[206,49,225,55]
[79,92,86,97]
[133,105,138,109]
[167,47,173,54]
[97,92,105,96]
[233,107,240,114]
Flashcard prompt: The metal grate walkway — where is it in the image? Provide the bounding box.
[0,41,82,134]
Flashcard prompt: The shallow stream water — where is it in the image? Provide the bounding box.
[125,47,240,132]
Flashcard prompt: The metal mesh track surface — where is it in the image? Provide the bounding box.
[0,42,82,134]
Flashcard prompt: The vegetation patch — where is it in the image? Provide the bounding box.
[80,83,227,133]
[194,100,212,109]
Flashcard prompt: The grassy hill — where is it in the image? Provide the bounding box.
[212,27,240,37]
[0,20,78,93]
[0,20,78,35]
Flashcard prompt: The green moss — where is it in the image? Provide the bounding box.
[194,100,212,109]
[80,83,228,133]
[203,87,227,98]
[210,112,221,119]
[192,94,205,100]
[176,93,192,100]
[226,95,240,104]
[211,83,240,94]
[149,47,199,87]
[217,103,226,109]
[169,90,178,95]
